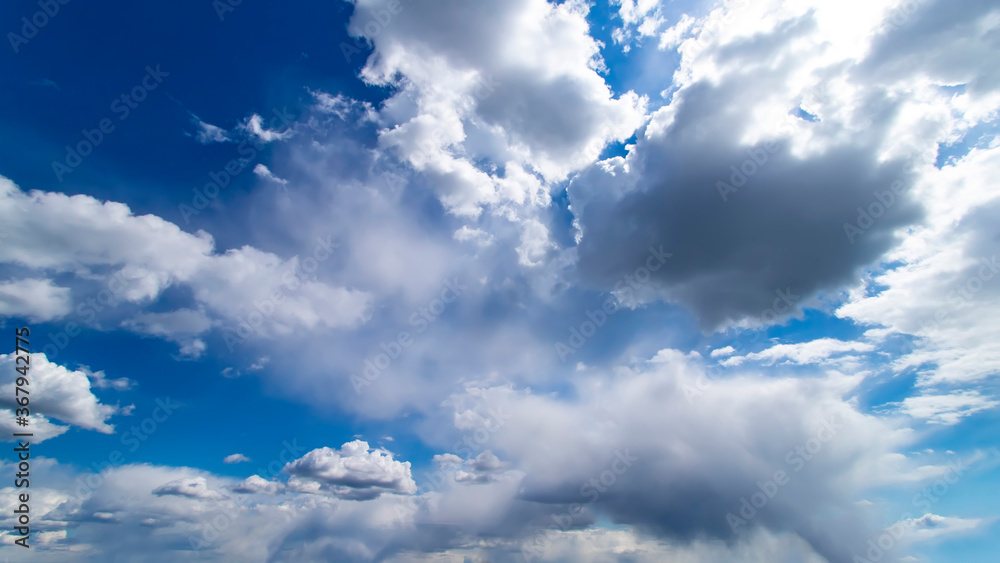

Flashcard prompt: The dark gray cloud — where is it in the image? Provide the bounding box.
[462,352,920,563]
[570,12,924,330]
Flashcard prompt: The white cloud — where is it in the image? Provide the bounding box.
[710,345,736,358]
[889,391,1000,425]
[2,1,994,559]
[837,148,1000,387]
[519,527,826,563]
[122,308,213,359]
[453,226,494,247]
[353,0,647,218]
[223,453,252,464]
[515,218,557,267]
[124,308,212,335]
[898,513,985,542]
[311,90,376,122]
[239,113,293,143]
[152,476,229,500]
[721,338,876,366]
[191,116,231,144]
[0,406,985,562]
[440,349,916,563]
[611,0,668,51]
[231,475,281,495]
[435,450,511,485]
[85,368,134,391]
[0,278,71,321]
[0,353,121,435]
[253,163,288,185]
[0,176,374,351]
[189,245,373,337]
[569,0,1000,334]
[0,410,69,443]
[284,440,417,500]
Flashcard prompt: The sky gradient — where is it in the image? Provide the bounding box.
[1,0,999,561]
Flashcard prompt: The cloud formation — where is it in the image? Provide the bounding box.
[284,440,417,500]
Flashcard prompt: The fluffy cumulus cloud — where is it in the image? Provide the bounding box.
[3,351,990,561]
[0,278,71,322]
[568,0,966,329]
[564,0,1000,453]
[444,349,921,562]
[223,453,252,464]
[434,449,512,485]
[0,175,373,355]
[284,440,417,500]
[836,146,1000,420]
[350,0,647,218]
[231,474,281,495]
[212,100,568,419]
[0,354,123,440]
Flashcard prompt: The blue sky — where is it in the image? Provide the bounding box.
[1,0,999,561]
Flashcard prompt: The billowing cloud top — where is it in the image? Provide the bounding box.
[284,440,417,500]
